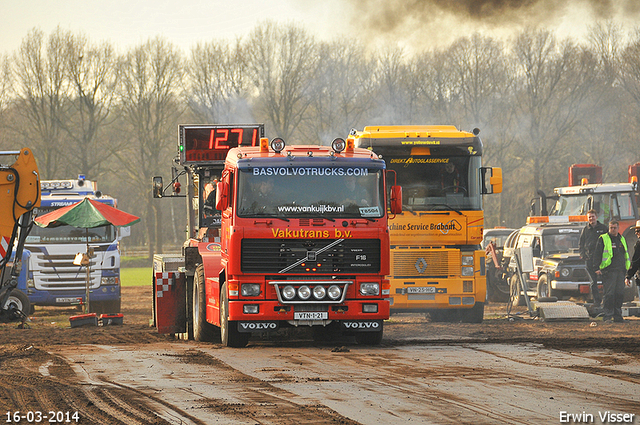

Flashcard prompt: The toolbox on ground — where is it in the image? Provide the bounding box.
[99,313,124,326]
[69,313,98,328]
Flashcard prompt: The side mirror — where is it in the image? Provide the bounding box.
[481,167,503,194]
[152,176,163,198]
[390,185,403,215]
[215,181,229,211]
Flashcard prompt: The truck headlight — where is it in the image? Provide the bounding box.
[298,285,311,300]
[360,282,379,296]
[313,285,326,300]
[327,285,341,300]
[462,256,474,266]
[241,283,261,297]
[101,277,117,285]
[461,267,474,276]
[560,268,570,278]
[282,285,296,300]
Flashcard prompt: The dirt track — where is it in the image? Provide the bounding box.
[1,286,639,424]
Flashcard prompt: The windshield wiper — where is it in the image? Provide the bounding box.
[252,213,290,222]
[423,204,463,215]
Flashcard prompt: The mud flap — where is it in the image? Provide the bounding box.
[237,321,279,333]
[341,320,383,332]
[154,272,186,334]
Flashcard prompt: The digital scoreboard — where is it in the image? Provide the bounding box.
[179,124,265,164]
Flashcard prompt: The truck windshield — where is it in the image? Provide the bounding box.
[384,155,482,211]
[551,193,636,221]
[26,208,116,244]
[237,167,385,219]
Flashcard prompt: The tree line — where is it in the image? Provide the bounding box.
[1,21,639,256]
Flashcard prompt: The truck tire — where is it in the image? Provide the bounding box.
[355,322,383,345]
[220,283,249,348]
[536,275,555,299]
[461,302,484,323]
[3,289,30,318]
[510,274,526,307]
[185,276,194,340]
[429,309,453,322]
[193,265,220,342]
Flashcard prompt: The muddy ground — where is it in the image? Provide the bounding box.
[1,286,639,424]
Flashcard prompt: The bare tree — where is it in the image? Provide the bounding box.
[245,21,320,140]
[411,49,458,124]
[11,27,71,178]
[115,37,184,258]
[575,22,630,179]
[303,40,377,142]
[619,29,640,171]
[511,28,597,194]
[60,33,120,177]
[186,38,253,123]
[0,55,10,120]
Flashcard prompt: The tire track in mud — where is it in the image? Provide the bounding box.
[225,345,640,424]
[170,348,361,425]
[0,344,191,425]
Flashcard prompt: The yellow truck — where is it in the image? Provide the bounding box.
[354,125,502,322]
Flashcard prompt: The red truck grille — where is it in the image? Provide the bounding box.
[241,238,380,274]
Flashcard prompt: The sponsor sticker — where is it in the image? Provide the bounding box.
[359,206,380,217]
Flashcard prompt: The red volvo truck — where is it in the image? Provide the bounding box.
[152,124,401,347]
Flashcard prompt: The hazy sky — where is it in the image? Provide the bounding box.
[0,0,351,54]
[1,0,638,55]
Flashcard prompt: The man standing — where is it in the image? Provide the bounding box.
[579,209,607,306]
[625,220,640,299]
[593,220,630,322]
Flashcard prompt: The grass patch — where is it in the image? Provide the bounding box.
[121,256,152,268]
[121,267,152,287]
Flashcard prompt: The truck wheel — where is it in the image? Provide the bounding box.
[355,323,383,345]
[461,302,484,323]
[509,275,526,307]
[185,277,194,340]
[3,289,30,318]
[193,265,220,342]
[429,309,453,322]
[220,283,249,348]
[536,275,554,299]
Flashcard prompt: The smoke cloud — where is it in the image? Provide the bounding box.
[342,0,639,49]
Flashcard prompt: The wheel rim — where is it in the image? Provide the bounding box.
[5,296,23,312]
[539,278,548,298]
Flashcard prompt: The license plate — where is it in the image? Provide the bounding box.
[56,297,81,303]
[294,312,328,320]
[407,287,436,294]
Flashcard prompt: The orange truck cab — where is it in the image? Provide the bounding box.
[152,125,400,347]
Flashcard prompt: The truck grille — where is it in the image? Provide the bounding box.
[242,239,380,274]
[29,252,101,290]
[391,249,461,278]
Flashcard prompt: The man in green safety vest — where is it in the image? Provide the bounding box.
[593,220,631,322]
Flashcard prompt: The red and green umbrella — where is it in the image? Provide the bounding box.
[34,198,140,229]
[34,198,139,314]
